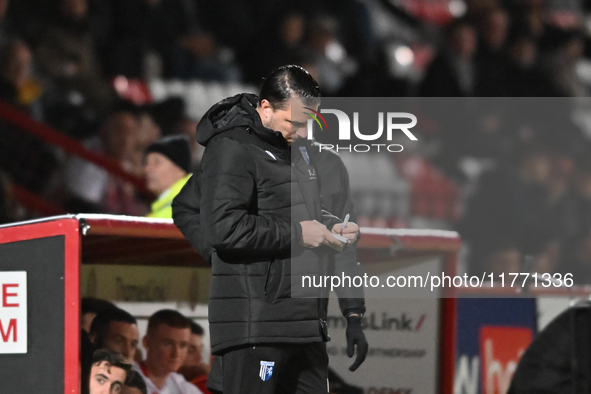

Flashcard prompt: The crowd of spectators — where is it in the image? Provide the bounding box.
[80,297,362,394]
[2,0,591,279]
[7,0,587,124]
[81,297,210,394]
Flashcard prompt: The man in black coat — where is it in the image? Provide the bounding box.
[173,65,367,393]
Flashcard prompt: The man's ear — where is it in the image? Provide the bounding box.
[88,332,97,344]
[260,99,274,119]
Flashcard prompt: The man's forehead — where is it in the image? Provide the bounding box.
[95,361,111,372]
[95,361,126,379]
[154,323,190,338]
[95,361,116,376]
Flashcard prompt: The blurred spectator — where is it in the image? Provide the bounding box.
[89,308,140,363]
[503,34,558,96]
[99,111,155,215]
[475,8,511,96]
[530,239,562,274]
[64,109,157,215]
[81,297,116,333]
[542,154,577,240]
[0,39,43,118]
[476,241,522,277]
[510,0,547,39]
[61,112,125,212]
[420,19,479,96]
[234,0,375,83]
[146,98,204,169]
[279,12,306,55]
[326,0,377,63]
[446,103,512,168]
[122,371,148,394]
[181,321,205,371]
[178,321,210,394]
[144,135,192,218]
[89,349,133,394]
[109,0,239,81]
[197,1,293,82]
[302,15,356,94]
[545,29,586,96]
[0,170,18,224]
[247,11,307,79]
[135,109,162,170]
[561,231,591,284]
[480,8,509,54]
[136,309,202,394]
[148,96,204,171]
[465,0,503,21]
[461,146,555,264]
[34,0,115,114]
[337,47,409,97]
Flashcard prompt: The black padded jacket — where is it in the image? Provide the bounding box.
[173,93,341,354]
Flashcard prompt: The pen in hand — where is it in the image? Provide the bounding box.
[340,213,350,236]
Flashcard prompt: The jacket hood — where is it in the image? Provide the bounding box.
[196,93,288,149]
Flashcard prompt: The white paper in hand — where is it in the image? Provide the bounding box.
[328,233,349,252]
[332,233,349,244]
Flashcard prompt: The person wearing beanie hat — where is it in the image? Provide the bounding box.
[145,135,193,218]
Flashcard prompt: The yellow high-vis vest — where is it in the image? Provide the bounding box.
[147,173,192,219]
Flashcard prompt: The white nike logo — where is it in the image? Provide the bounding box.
[265,150,277,160]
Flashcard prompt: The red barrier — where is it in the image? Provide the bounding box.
[12,184,67,216]
[0,101,152,196]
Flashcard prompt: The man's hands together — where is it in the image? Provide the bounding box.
[299,220,343,248]
[332,221,359,243]
[299,220,360,249]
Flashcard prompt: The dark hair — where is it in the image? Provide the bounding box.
[147,309,190,334]
[125,370,147,394]
[259,65,321,110]
[189,320,204,336]
[89,308,137,346]
[91,349,133,382]
[82,297,116,317]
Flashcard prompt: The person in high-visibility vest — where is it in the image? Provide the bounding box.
[145,135,192,218]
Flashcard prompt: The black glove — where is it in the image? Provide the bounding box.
[345,315,368,371]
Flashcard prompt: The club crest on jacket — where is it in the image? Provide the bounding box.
[259,361,275,381]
